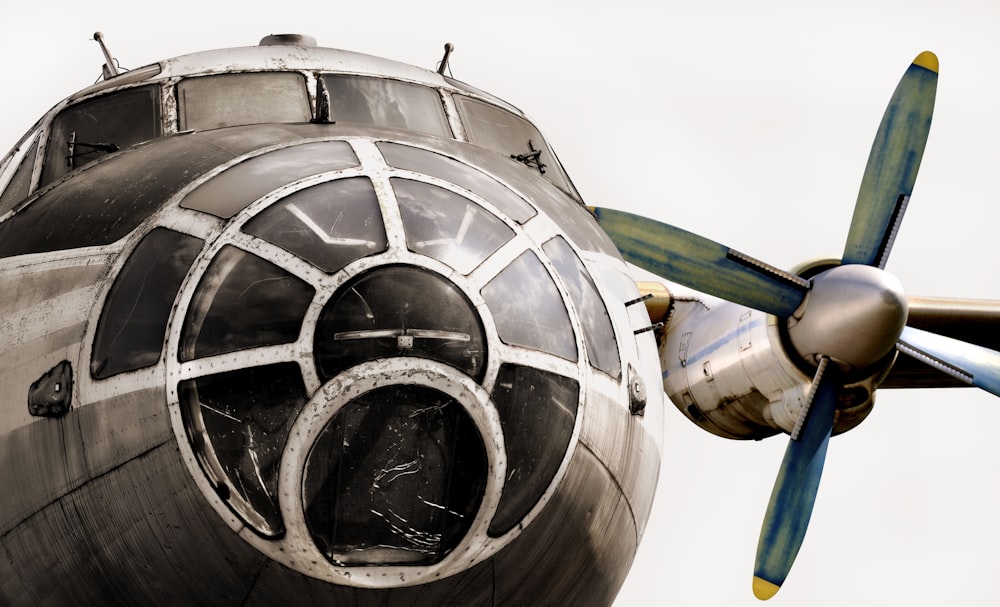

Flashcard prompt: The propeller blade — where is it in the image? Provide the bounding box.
[591,206,809,317]
[842,52,938,268]
[753,358,839,600]
[897,326,1000,397]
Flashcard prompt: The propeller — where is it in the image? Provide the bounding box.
[590,51,1000,600]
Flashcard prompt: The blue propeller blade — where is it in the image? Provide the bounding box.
[591,207,809,317]
[842,52,938,268]
[898,326,1000,397]
[753,359,840,600]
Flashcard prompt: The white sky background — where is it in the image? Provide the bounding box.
[4,1,1000,605]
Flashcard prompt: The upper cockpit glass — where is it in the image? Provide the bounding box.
[42,84,161,187]
[454,96,574,196]
[320,74,451,138]
[177,72,311,131]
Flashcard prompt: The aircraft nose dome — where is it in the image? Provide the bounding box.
[166,137,608,587]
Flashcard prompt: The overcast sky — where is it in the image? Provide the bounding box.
[4,1,1000,605]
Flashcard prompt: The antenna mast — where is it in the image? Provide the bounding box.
[93,32,120,79]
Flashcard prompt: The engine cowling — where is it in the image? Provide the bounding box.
[660,298,887,440]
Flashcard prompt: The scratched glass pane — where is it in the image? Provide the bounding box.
[92,228,204,378]
[303,385,487,566]
[393,178,513,274]
[243,177,387,273]
[180,246,315,361]
[543,236,621,378]
[481,250,577,362]
[179,363,308,537]
[489,364,579,536]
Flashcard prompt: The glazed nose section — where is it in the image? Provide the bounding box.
[170,139,591,583]
[304,265,491,565]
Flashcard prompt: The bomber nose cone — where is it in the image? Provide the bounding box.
[787,264,908,370]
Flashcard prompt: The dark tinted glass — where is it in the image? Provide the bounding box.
[43,85,161,186]
[92,228,203,378]
[315,266,487,382]
[303,384,487,565]
[489,365,579,536]
[179,363,309,536]
[454,96,573,194]
[180,246,315,361]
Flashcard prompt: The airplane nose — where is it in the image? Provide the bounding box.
[166,135,599,587]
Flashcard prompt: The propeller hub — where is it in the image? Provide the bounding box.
[787,264,907,371]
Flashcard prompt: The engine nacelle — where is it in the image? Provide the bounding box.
[659,298,884,440]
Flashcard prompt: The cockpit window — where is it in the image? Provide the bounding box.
[180,246,315,361]
[92,228,203,379]
[320,74,451,137]
[454,96,574,195]
[392,178,513,274]
[481,250,577,362]
[243,177,386,273]
[42,84,161,186]
[543,237,621,378]
[177,72,311,131]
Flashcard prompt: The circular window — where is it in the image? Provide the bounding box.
[302,384,488,566]
[314,266,487,382]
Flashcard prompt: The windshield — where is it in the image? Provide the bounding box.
[42,84,161,186]
[177,72,311,131]
[320,74,451,137]
[454,96,574,195]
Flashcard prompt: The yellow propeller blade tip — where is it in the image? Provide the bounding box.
[913,51,939,73]
[752,576,781,601]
